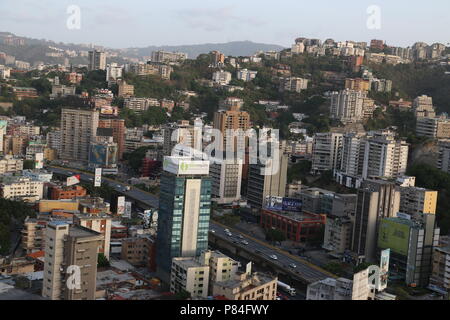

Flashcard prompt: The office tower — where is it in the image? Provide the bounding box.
[378,213,439,287]
[60,109,99,162]
[88,50,106,71]
[162,120,197,157]
[246,153,288,208]
[210,156,243,204]
[73,213,112,260]
[311,132,343,174]
[352,179,400,263]
[213,101,251,152]
[42,222,103,300]
[329,89,368,124]
[98,118,125,160]
[413,95,436,118]
[156,156,212,281]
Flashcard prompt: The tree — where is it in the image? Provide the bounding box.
[23,160,35,170]
[265,228,286,243]
[97,253,110,268]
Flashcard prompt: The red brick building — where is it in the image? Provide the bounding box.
[260,209,326,243]
[50,185,87,200]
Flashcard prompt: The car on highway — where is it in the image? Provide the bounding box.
[241,240,249,245]
[238,235,244,239]
[210,230,216,233]
[224,229,230,233]
[289,263,297,269]
[270,255,278,260]
[226,232,233,237]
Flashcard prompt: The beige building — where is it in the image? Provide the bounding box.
[210,157,243,204]
[323,216,353,254]
[213,102,251,152]
[416,117,450,139]
[73,214,112,259]
[0,177,44,202]
[170,257,210,298]
[413,95,436,118]
[60,108,99,162]
[42,222,103,300]
[279,77,308,93]
[170,250,240,298]
[311,132,343,174]
[117,80,134,98]
[0,155,23,174]
[22,217,47,254]
[213,271,277,300]
[88,50,106,71]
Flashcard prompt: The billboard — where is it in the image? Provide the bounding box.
[378,219,410,256]
[89,144,108,167]
[265,196,302,212]
[117,196,125,215]
[378,248,390,291]
[35,152,44,169]
[163,157,209,175]
[94,168,102,187]
[124,201,132,218]
[66,175,81,187]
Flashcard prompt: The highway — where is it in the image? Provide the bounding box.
[47,166,334,284]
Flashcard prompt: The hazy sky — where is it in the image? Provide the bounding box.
[0,0,449,48]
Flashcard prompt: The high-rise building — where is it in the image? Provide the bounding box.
[352,179,400,263]
[88,50,106,71]
[98,118,125,160]
[42,222,103,300]
[437,139,450,174]
[210,157,243,204]
[246,153,288,208]
[73,213,112,260]
[413,95,436,119]
[429,246,450,294]
[213,102,251,152]
[60,109,99,162]
[156,156,212,281]
[311,132,343,174]
[330,89,368,124]
[378,213,439,287]
[105,63,122,83]
[398,186,438,216]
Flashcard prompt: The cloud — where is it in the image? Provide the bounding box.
[175,5,267,32]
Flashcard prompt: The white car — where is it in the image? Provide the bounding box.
[270,255,278,260]
[241,240,249,245]
[226,232,233,237]
[289,263,297,268]
[224,229,230,233]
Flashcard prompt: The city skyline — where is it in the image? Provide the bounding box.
[0,0,449,49]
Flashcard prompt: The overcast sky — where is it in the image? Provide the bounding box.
[0,0,449,48]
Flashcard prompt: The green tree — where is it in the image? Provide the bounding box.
[97,253,110,268]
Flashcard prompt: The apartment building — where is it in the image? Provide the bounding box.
[170,257,210,298]
[323,216,353,254]
[0,155,23,174]
[236,69,258,82]
[151,50,187,63]
[212,71,232,85]
[49,185,87,200]
[88,50,106,71]
[0,177,44,202]
[60,108,99,162]
[311,132,343,174]
[213,271,277,300]
[344,78,370,92]
[42,222,103,300]
[429,246,450,294]
[124,97,160,113]
[437,139,450,173]
[121,235,155,270]
[279,77,308,93]
[413,95,436,119]
[416,116,450,139]
[73,213,112,259]
[98,118,126,160]
[329,89,368,124]
[117,80,134,98]
[399,186,438,216]
[22,217,47,254]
